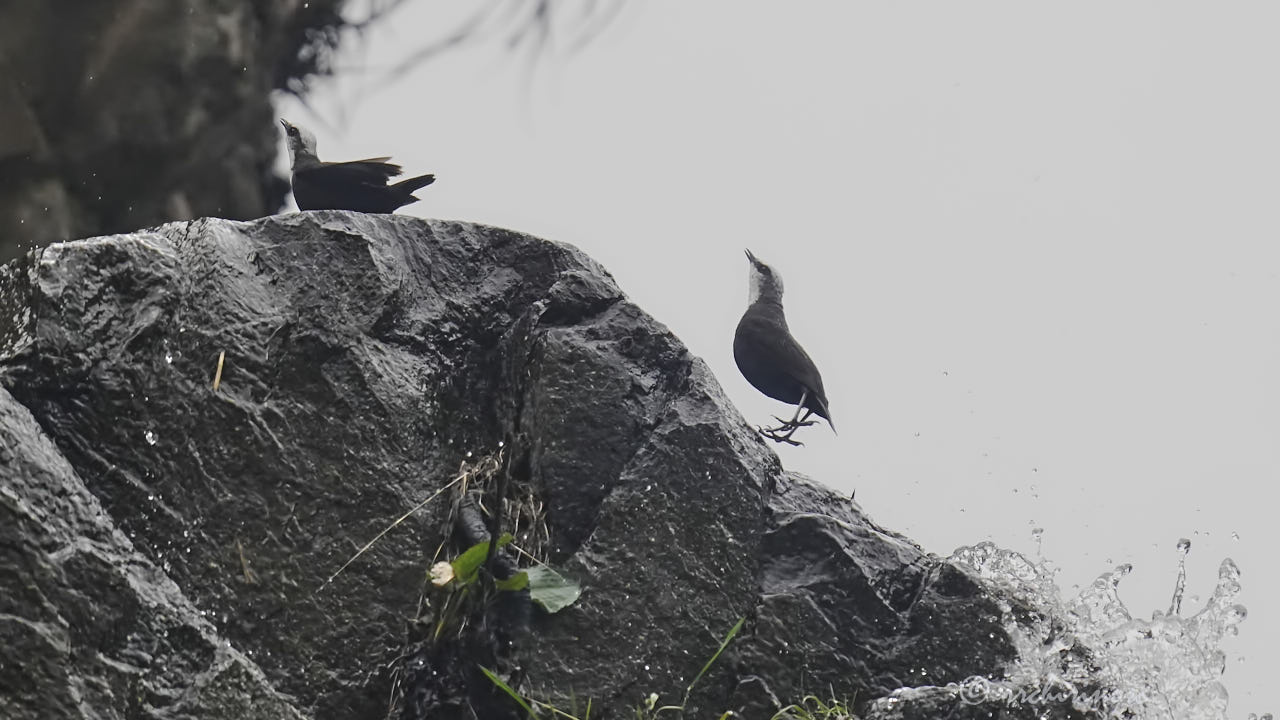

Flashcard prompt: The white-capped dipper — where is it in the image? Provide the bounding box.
[733,249,835,445]
[280,119,435,213]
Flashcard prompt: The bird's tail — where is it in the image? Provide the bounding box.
[814,397,837,434]
[393,173,436,194]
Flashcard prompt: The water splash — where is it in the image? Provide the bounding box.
[933,541,1251,719]
[1168,537,1192,616]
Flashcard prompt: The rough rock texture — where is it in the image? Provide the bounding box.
[0,387,307,720]
[0,214,1084,719]
[0,0,346,262]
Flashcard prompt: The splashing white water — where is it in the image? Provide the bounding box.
[932,540,1252,719]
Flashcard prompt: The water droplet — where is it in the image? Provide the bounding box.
[145,430,157,445]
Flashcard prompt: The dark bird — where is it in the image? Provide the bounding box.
[280,119,436,213]
[734,249,835,445]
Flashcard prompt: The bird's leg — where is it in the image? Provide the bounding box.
[759,392,817,445]
[777,400,816,428]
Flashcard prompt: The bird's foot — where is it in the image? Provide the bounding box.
[758,421,809,446]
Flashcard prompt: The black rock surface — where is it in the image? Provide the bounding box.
[0,213,1083,719]
[0,386,306,720]
[0,0,347,261]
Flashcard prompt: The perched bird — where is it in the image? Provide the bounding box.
[280,119,436,213]
[733,249,835,445]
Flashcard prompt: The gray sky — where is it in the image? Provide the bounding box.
[277,1,1277,711]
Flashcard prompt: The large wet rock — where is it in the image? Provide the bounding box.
[0,0,347,262]
[0,213,1075,719]
[0,385,306,720]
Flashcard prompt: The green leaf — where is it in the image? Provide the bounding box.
[451,534,514,584]
[682,617,745,707]
[479,665,539,719]
[526,565,582,613]
[495,571,529,592]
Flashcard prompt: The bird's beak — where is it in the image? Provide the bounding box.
[744,248,758,264]
[279,119,291,131]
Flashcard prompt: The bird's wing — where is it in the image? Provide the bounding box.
[303,158,405,185]
[345,156,395,165]
[739,314,829,401]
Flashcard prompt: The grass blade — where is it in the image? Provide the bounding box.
[682,617,745,707]
[479,665,538,718]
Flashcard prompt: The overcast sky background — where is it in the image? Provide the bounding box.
[275,1,1276,711]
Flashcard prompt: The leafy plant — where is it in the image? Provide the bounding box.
[481,617,747,719]
[770,694,858,719]
[450,534,514,585]
[432,535,581,611]
[523,565,582,612]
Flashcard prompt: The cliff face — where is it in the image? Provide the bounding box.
[0,214,1057,719]
[0,387,307,720]
[0,0,345,263]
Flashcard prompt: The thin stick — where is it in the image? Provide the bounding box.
[508,541,549,568]
[318,472,468,592]
[236,538,256,583]
[212,351,226,391]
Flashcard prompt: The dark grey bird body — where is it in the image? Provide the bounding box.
[734,250,834,438]
[734,302,831,423]
[281,119,435,213]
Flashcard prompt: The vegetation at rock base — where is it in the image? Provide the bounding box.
[482,617,748,719]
